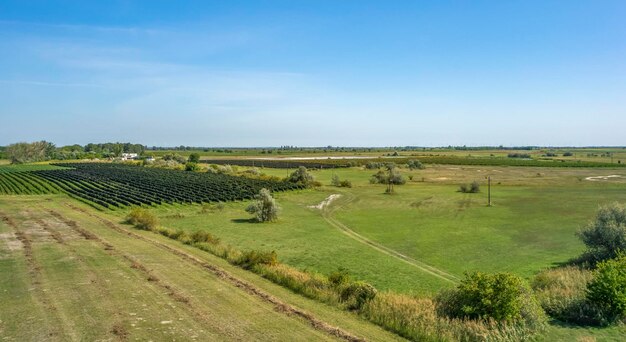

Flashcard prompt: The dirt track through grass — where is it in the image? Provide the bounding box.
[322,193,459,283]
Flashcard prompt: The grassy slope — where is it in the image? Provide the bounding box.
[141,165,626,340]
[0,195,403,341]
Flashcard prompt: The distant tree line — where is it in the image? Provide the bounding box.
[3,141,146,164]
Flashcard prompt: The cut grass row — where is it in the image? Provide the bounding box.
[0,196,402,341]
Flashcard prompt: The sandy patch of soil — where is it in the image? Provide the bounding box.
[308,194,342,210]
[585,175,624,181]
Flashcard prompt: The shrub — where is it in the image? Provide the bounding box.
[331,173,340,186]
[184,162,201,171]
[407,159,426,170]
[563,152,574,157]
[287,166,315,186]
[507,153,531,158]
[339,180,352,188]
[189,230,220,245]
[459,181,480,193]
[437,271,546,327]
[340,281,378,310]
[234,250,278,270]
[245,188,280,222]
[577,203,626,262]
[125,207,158,230]
[188,152,200,163]
[586,255,626,324]
[328,267,351,286]
[532,267,601,325]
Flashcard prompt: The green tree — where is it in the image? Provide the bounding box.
[578,203,626,262]
[246,188,280,222]
[188,153,201,163]
[288,166,314,186]
[586,254,626,322]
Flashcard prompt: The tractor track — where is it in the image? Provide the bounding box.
[321,193,459,283]
[64,203,366,342]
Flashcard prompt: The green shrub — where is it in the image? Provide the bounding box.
[587,255,626,324]
[234,250,278,270]
[407,159,425,170]
[125,207,158,230]
[577,202,626,262]
[532,267,602,325]
[340,281,378,310]
[437,271,546,327]
[189,230,220,244]
[184,162,201,171]
[328,267,351,286]
[459,181,480,193]
[339,180,352,188]
[287,166,315,186]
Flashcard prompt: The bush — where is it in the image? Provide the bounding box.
[407,159,426,170]
[532,267,601,325]
[189,230,220,245]
[577,202,626,262]
[234,250,278,270]
[188,153,200,163]
[245,188,280,222]
[459,181,480,193]
[437,271,546,327]
[328,268,351,286]
[125,207,158,230]
[184,162,201,171]
[339,180,352,188]
[340,281,378,310]
[287,166,315,186]
[587,255,626,324]
[507,153,531,159]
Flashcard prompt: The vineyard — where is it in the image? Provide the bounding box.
[204,155,626,169]
[0,163,303,209]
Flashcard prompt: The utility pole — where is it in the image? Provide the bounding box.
[488,176,492,207]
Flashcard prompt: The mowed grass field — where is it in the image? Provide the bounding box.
[0,195,403,341]
[129,164,626,340]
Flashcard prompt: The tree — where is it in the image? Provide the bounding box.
[370,165,405,193]
[586,254,626,322]
[331,173,341,186]
[188,153,200,163]
[6,141,56,164]
[246,188,280,222]
[577,203,626,262]
[288,166,314,186]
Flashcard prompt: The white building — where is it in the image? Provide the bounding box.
[121,153,139,161]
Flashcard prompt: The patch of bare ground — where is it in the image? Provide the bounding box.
[65,203,365,342]
[0,210,67,340]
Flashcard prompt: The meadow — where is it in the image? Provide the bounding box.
[1,157,626,340]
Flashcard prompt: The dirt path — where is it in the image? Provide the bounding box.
[1,210,76,341]
[321,194,459,283]
[64,203,366,342]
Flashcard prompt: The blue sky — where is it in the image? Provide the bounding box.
[1,1,625,147]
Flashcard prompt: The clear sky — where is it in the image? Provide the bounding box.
[1,1,625,147]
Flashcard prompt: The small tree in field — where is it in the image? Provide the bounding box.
[578,203,626,262]
[188,152,200,163]
[288,166,315,186]
[246,188,280,222]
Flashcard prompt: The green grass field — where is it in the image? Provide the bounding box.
[2,160,626,340]
[0,195,403,341]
